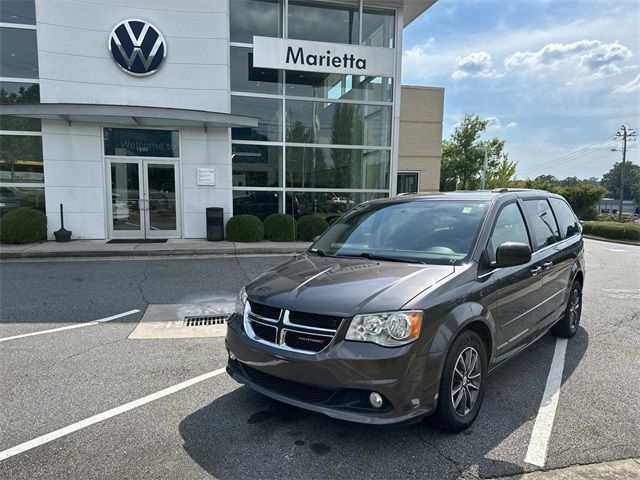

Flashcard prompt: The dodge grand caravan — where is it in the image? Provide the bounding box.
[225,190,585,432]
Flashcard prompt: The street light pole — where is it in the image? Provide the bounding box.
[481,147,488,190]
[617,125,628,221]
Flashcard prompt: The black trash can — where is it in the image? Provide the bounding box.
[206,207,224,241]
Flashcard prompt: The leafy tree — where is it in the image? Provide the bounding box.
[601,161,640,204]
[440,114,517,190]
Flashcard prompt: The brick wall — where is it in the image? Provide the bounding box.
[398,86,444,191]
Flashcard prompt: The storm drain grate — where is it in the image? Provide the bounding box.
[183,315,229,327]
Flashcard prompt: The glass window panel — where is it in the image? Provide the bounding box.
[0,27,38,78]
[230,0,282,44]
[487,203,531,262]
[286,100,391,146]
[0,1,36,25]
[523,199,560,249]
[288,1,359,45]
[362,8,395,48]
[286,71,392,102]
[233,190,282,220]
[286,147,389,189]
[550,198,580,239]
[285,191,387,218]
[232,144,282,187]
[231,96,282,142]
[0,135,43,183]
[103,128,179,157]
[230,47,282,94]
[1,81,41,130]
[0,186,45,217]
[397,172,418,193]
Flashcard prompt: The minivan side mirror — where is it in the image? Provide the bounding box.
[494,242,531,268]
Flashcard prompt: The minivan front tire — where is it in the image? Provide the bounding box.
[432,329,487,432]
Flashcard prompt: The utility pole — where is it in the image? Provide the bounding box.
[481,147,489,190]
[615,125,638,220]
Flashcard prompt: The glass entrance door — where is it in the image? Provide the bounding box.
[109,160,180,238]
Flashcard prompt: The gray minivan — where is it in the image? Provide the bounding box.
[225,190,584,431]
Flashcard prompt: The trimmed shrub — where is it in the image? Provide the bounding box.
[0,207,47,244]
[297,215,329,241]
[581,221,640,242]
[264,213,296,242]
[225,215,264,242]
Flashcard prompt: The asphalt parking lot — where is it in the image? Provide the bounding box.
[0,238,639,479]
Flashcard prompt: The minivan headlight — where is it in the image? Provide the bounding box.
[235,286,248,315]
[345,311,423,347]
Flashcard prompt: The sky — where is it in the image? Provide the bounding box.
[403,0,640,180]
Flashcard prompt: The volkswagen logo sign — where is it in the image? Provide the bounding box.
[109,19,166,76]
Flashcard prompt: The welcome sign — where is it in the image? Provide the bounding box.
[253,36,395,78]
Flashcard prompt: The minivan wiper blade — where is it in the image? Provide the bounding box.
[348,252,426,264]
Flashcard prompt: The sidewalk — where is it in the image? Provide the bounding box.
[0,239,311,259]
[497,458,640,479]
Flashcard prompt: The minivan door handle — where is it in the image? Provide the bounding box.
[530,266,542,276]
[543,261,554,269]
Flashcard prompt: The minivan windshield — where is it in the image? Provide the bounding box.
[310,199,489,265]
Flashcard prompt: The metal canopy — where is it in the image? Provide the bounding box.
[0,103,258,128]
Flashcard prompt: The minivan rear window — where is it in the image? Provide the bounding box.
[311,200,489,264]
[523,199,560,249]
[550,198,580,239]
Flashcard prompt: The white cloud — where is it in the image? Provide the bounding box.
[613,73,640,93]
[504,39,634,77]
[452,51,499,79]
[506,121,518,128]
[484,116,502,130]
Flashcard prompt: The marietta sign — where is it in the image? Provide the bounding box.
[253,36,395,77]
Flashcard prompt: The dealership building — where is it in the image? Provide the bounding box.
[0,0,441,240]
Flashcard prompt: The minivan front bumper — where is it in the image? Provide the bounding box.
[225,314,445,425]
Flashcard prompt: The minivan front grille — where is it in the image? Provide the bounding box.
[249,302,281,320]
[244,303,344,354]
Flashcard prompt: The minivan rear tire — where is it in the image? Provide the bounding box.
[432,329,487,432]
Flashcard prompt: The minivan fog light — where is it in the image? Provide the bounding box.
[369,392,384,408]
[346,311,423,347]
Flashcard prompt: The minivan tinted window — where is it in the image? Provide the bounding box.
[550,198,580,239]
[523,199,560,249]
[311,200,489,264]
[487,203,530,263]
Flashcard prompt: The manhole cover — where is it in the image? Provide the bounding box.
[184,315,228,327]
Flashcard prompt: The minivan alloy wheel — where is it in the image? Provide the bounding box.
[451,346,481,416]
[568,287,581,329]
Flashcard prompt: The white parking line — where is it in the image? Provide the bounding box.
[0,367,226,462]
[607,249,627,252]
[524,337,568,467]
[0,309,140,343]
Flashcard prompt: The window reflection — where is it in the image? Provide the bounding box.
[232,144,282,187]
[285,191,387,219]
[230,47,282,94]
[286,100,391,146]
[233,190,283,220]
[230,0,282,43]
[231,96,282,142]
[288,1,359,45]
[0,186,45,217]
[286,147,389,190]
[286,71,392,102]
[0,27,38,78]
[362,8,395,48]
[0,82,40,131]
[0,1,36,25]
[0,135,43,183]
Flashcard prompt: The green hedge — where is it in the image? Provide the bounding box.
[297,215,329,241]
[0,207,47,244]
[264,213,296,242]
[226,215,264,242]
[582,221,640,242]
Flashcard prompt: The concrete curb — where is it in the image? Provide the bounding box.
[0,243,310,260]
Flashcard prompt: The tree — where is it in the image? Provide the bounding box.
[440,114,517,191]
[601,161,640,204]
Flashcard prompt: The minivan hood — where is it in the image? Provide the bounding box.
[245,255,454,317]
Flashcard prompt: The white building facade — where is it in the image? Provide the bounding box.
[0,0,436,240]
